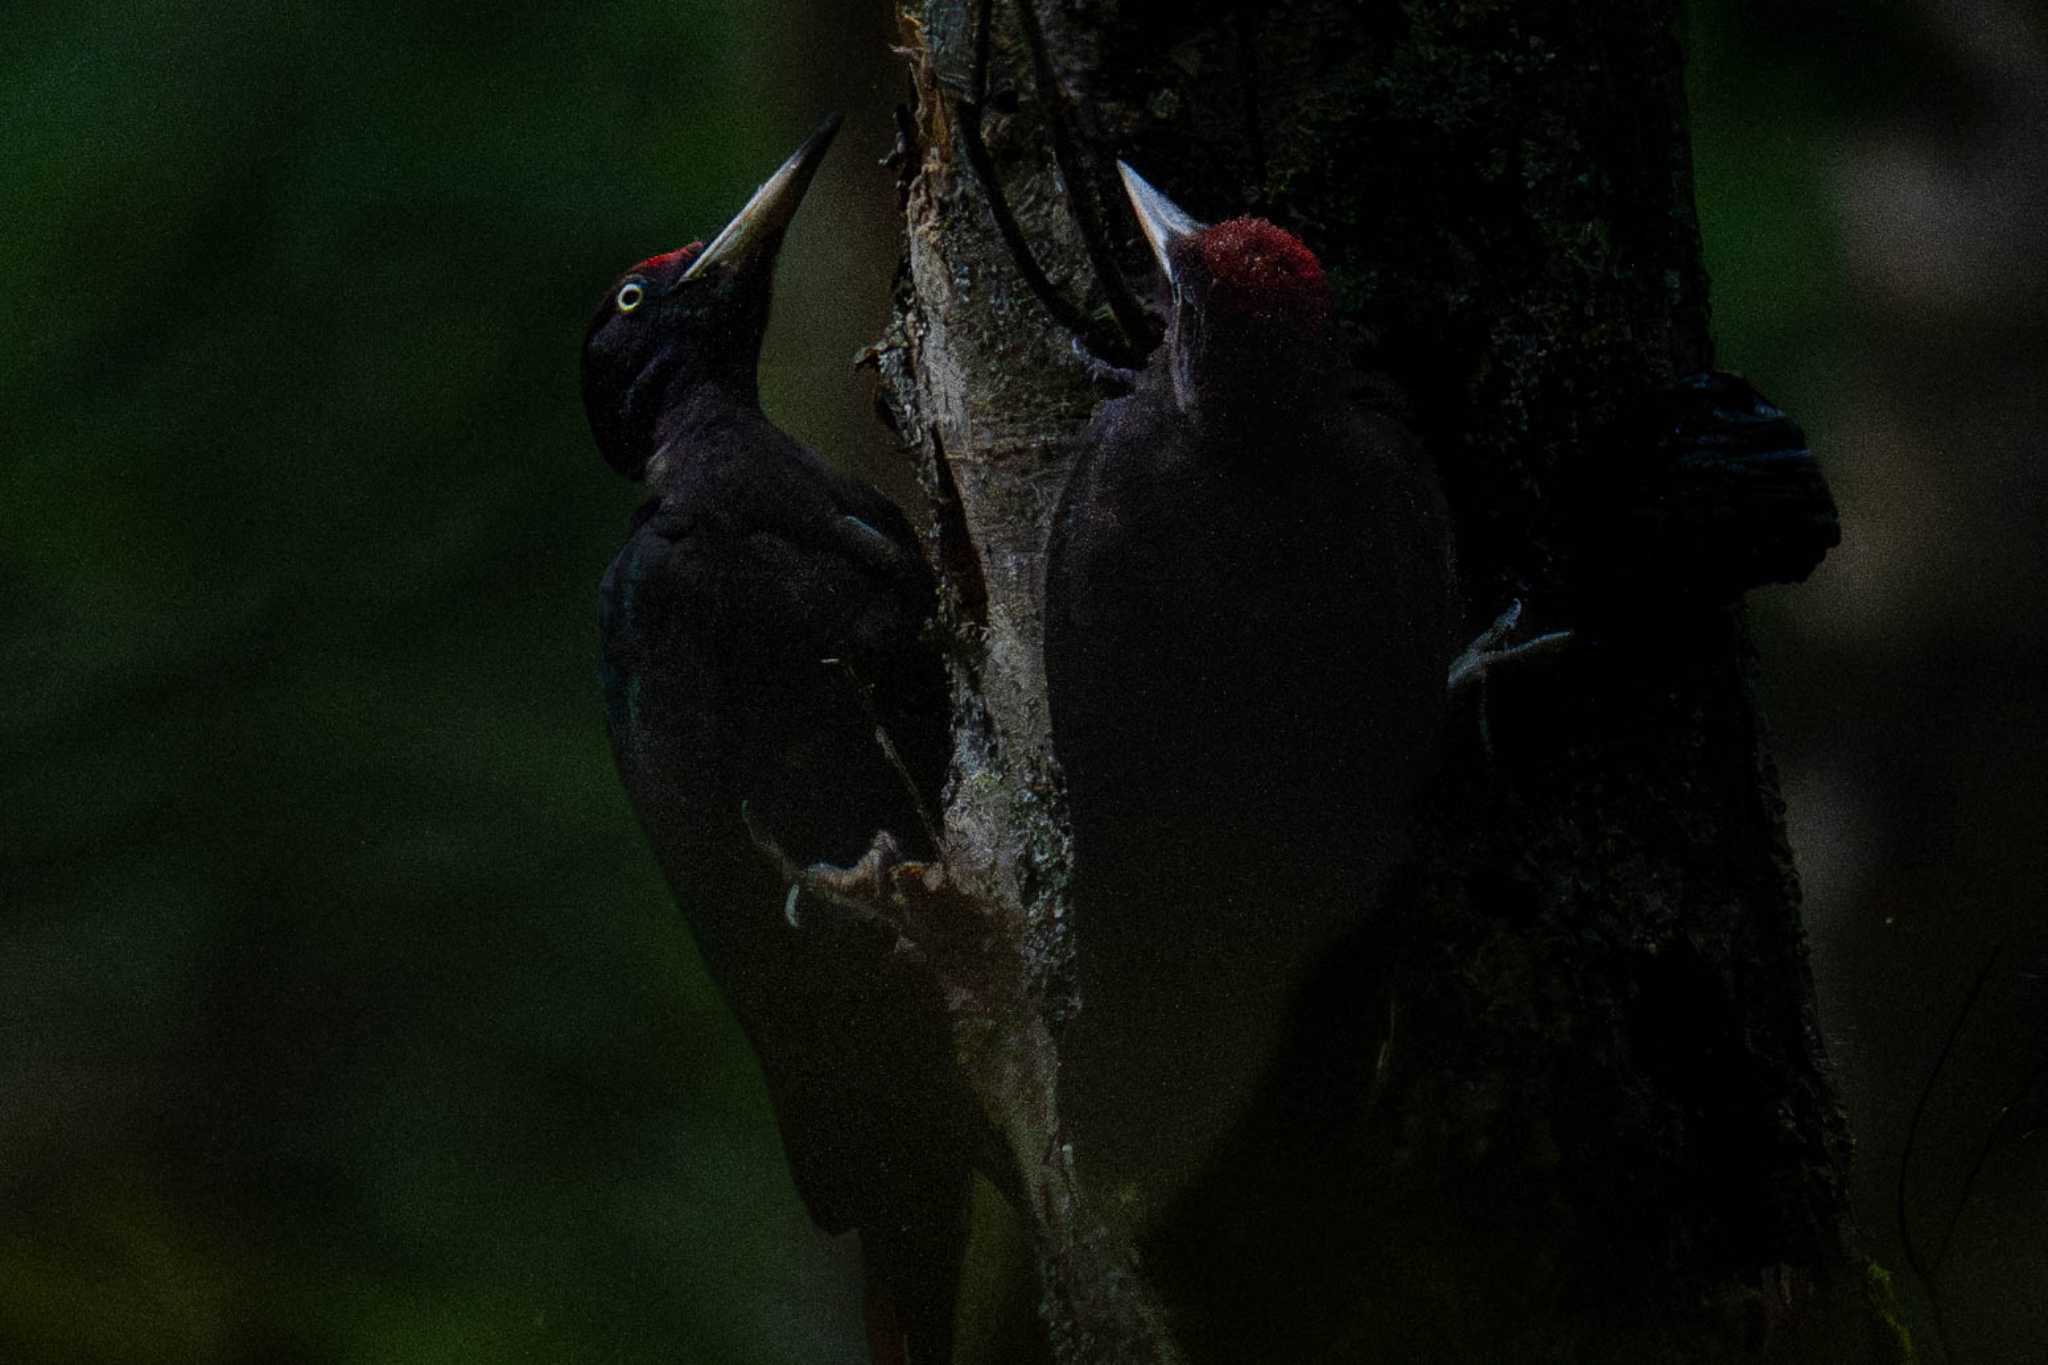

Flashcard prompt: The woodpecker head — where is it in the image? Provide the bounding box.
[583,115,841,480]
[1117,162,1335,416]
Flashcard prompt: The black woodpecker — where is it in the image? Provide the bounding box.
[585,117,979,1365]
[1044,163,1457,1218]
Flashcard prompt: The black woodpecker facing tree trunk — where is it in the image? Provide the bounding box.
[833,1,1894,1360]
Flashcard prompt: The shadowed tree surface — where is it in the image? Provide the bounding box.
[870,0,1882,1359]
[2,0,2044,1360]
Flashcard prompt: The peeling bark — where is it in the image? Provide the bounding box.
[866,2,1897,1360]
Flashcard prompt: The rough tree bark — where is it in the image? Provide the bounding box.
[858,1,1901,1360]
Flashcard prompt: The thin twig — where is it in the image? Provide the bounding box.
[1012,0,1154,355]
[952,0,1138,366]
[1934,1055,2048,1270]
[1899,942,2002,1362]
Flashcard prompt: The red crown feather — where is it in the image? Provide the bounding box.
[1196,218,1332,329]
[633,241,705,275]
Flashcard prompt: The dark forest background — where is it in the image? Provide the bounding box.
[3,1,2041,1360]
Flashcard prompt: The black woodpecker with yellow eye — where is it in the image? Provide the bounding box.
[585,117,978,1365]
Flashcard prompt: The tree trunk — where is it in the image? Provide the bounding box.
[870,1,1902,1359]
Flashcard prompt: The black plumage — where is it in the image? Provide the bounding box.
[1044,164,1457,1214]
[585,118,976,1364]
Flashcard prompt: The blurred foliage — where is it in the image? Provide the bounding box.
[1690,2,2048,1359]
[3,0,2042,1360]
[1,1,883,1360]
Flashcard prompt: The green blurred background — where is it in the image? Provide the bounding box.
[2,1,2040,1360]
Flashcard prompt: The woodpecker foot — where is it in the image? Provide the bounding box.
[744,802,909,932]
[1447,600,1572,695]
[742,803,1000,1011]
[1071,335,1137,396]
[1446,601,1572,757]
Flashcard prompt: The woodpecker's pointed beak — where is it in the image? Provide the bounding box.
[682,114,842,283]
[1118,161,1206,288]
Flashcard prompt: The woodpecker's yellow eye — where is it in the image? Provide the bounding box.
[616,281,646,313]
